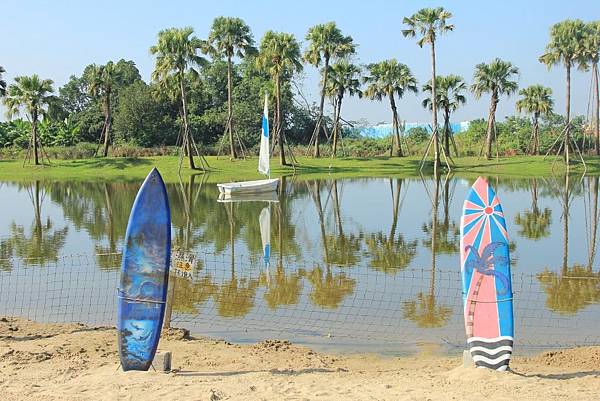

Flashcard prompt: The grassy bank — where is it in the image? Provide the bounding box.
[0,155,598,183]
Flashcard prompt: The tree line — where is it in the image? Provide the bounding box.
[0,10,599,168]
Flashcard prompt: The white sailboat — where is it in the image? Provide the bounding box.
[217,95,279,196]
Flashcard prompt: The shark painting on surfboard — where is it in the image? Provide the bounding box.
[460,177,514,371]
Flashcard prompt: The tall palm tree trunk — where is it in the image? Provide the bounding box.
[443,107,451,157]
[313,55,330,158]
[430,41,440,169]
[179,75,196,169]
[565,64,571,166]
[389,94,403,157]
[227,55,237,159]
[103,95,112,157]
[532,112,540,156]
[275,75,286,166]
[32,110,40,165]
[593,63,599,156]
[485,92,498,160]
[332,94,342,157]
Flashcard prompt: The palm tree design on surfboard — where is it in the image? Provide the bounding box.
[460,177,514,371]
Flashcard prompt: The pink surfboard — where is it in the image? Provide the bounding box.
[460,177,514,371]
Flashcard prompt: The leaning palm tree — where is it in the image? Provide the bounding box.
[402,7,454,169]
[205,17,257,159]
[471,58,519,160]
[3,75,54,165]
[422,74,467,157]
[583,21,600,155]
[516,85,554,155]
[325,61,362,157]
[256,31,303,166]
[150,27,207,170]
[85,62,120,157]
[363,60,418,157]
[0,66,6,97]
[304,22,356,157]
[539,19,588,165]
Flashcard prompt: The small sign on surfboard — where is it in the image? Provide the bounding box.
[460,177,514,371]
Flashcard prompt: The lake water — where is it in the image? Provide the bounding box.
[1,174,600,355]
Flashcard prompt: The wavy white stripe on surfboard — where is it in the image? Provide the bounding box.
[477,364,509,372]
[467,336,513,343]
[472,353,512,365]
[469,345,513,355]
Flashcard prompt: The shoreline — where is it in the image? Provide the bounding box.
[1,317,600,400]
[1,155,599,183]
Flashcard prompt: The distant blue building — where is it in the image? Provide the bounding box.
[359,121,470,138]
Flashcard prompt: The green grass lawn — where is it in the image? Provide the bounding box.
[0,155,598,183]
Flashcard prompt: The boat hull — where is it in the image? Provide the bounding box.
[217,178,279,195]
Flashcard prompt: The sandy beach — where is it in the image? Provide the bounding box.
[0,317,598,400]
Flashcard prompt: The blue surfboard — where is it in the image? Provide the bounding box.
[118,168,171,371]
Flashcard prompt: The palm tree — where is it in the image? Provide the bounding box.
[85,62,119,157]
[256,31,303,166]
[583,21,600,155]
[422,75,467,157]
[471,58,519,160]
[0,66,6,97]
[402,7,454,169]
[363,60,418,157]
[325,61,362,157]
[516,85,554,155]
[304,22,356,157]
[3,75,54,165]
[206,17,257,159]
[539,19,588,165]
[150,27,206,169]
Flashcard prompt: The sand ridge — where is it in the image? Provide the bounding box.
[1,317,599,401]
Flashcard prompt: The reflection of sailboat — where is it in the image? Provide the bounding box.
[217,95,279,195]
[217,191,279,203]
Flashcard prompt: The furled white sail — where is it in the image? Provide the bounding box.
[259,205,271,265]
[258,94,270,176]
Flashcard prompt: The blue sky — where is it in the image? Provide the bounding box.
[1,0,599,125]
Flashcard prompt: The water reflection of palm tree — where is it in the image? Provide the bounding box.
[586,176,598,270]
[366,178,417,273]
[258,177,305,309]
[170,274,216,314]
[403,174,451,328]
[307,264,356,309]
[325,180,362,266]
[537,174,600,314]
[214,272,259,317]
[212,198,260,318]
[514,178,552,240]
[8,181,68,266]
[259,265,304,309]
[307,180,330,264]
